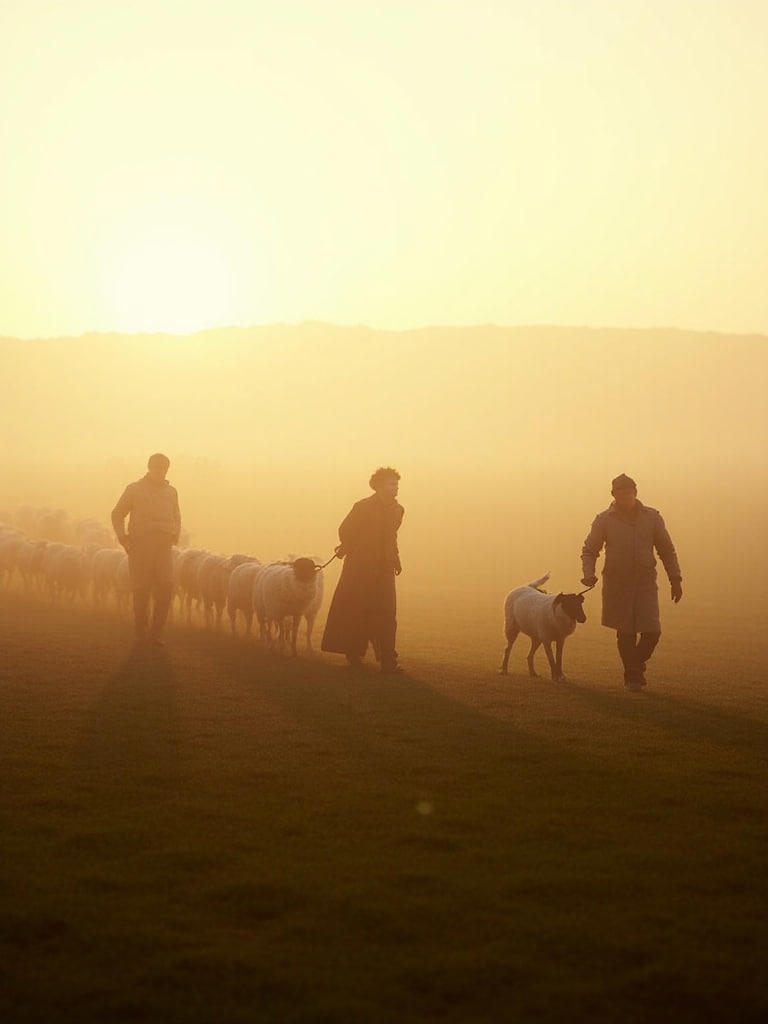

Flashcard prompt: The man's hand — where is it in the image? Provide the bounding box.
[581,576,598,587]
[334,544,345,559]
[671,580,683,603]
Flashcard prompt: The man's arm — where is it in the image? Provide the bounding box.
[654,512,682,602]
[580,515,605,586]
[111,486,133,551]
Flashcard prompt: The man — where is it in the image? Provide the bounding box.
[111,453,181,645]
[321,467,404,673]
[581,473,682,691]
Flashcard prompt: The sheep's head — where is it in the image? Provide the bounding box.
[553,593,587,623]
[291,557,317,583]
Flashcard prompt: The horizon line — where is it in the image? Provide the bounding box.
[3,320,768,343]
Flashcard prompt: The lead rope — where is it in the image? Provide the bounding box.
[314,552,341,572]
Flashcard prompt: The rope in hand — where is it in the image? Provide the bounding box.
[314,552,342,571]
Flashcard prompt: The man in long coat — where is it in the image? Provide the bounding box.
[321,467,404,673]
[581,473,682,691]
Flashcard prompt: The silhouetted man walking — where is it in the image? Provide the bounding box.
[581,473,682,691]
[322,467,404,673]
[111,453,181,645]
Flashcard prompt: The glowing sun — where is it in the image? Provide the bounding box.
[100,228,238,333]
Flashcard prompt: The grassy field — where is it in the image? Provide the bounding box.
[2,588,767,1023]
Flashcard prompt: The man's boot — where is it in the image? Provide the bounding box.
[617,632,643,690]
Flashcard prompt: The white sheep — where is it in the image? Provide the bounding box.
[44,544,89,603]
[291,554,324,652]
[500,572,588,681]
[174,548,210,623]
[254,558,320,655]
[91,548,127,607]
[227,560,264,636]
[14,538,48,591]
[0,532,25,587]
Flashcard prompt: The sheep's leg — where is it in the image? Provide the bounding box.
[526,637,541,677]
[500,626,519,674]
[305,612,316,652]
[291,615,300,657]
[542,640,559,680]
[555,638,565,681]
[245,608,253,636]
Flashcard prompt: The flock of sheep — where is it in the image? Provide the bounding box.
[0,505,325,655]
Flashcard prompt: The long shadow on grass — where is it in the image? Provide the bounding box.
[76,644,179,785]
[560,679,768,757]
[175,629,614,794]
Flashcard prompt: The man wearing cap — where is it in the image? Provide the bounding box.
[111,453,181,645]
[581,474,682,691]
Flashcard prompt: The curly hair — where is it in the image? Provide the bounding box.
[369,466,400,490]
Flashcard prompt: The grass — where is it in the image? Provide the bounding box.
[1,588,767,1023]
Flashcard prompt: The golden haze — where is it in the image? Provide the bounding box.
[1,324,766,662]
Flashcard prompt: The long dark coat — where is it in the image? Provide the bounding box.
[321,495,404,658]
[581,501,681,633]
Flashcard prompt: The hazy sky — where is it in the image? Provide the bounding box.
[2,0,767,337]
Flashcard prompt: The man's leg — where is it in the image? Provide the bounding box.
[150,584,173,641]
[128,539,151,641]
[635,632,661,679]
[133,588,150,640]
[616,632,641,688]
[149,538,174,643]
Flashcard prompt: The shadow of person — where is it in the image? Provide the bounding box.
[76,644,179,788]
[558,678,768,756]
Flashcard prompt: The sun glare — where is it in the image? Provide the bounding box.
[99,230,238,334]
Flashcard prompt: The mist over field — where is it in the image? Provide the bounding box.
[2,324,766,667]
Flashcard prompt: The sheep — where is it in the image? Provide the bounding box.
[28,539,50,592]
[44,544,89,603]
[198,552,255,629]
[0,533,25,587]
[227,560,264,636]
[290,553,324,652]
[174,548,210,623]
[14,538,48,591]
[75,517,115,550]
[499,572,587,682]
[35,508,75,544]
[253,558,320,655]
[91,548,127,607]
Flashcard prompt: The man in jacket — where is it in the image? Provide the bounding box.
[321,466,404,673]
[111,453,181,645]
[581,473,682,691]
